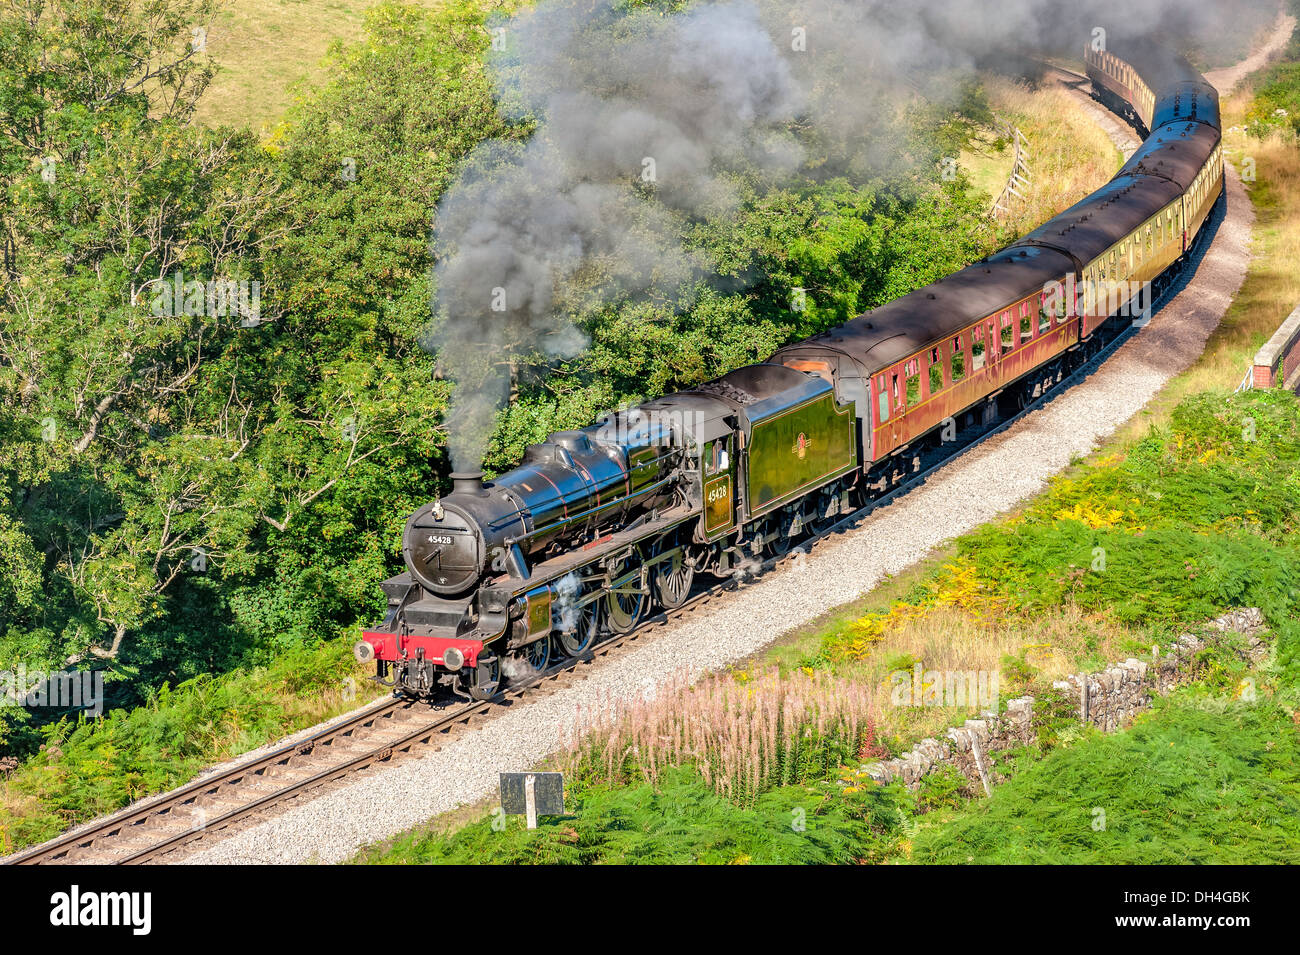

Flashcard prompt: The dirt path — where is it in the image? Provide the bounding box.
[1205,7,1296,95]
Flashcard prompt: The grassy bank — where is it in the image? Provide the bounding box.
[909,690,1300,864]
[194,0,456,130]
[960,76,1124,238]
[0,642,384,854]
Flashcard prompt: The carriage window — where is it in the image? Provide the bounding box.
[950,336,965,383]
[877,376,889,423]
[972,326,986,371]
[1020,304,1033,342]
[929,347,944,395]
[905,359,921,405]
[1000,313,1014,355]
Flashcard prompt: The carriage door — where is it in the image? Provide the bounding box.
[702,436,735,537]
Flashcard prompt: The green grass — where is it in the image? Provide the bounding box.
[356,765,911,865]
[1243,1,1300,137]
[195,0,456,130]
[795,389,1300,673]
[958,394,1300,622]
[909,693,1300,864]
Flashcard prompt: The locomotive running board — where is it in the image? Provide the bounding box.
[495,505,697,602]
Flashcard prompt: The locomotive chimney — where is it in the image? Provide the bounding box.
[450,471,487,496]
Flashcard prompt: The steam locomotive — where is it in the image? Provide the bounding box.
[356,40,1224,701]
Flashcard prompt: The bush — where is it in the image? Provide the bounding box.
[909,695,1300,864]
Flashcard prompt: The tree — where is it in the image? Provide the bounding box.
[0,0,281,663]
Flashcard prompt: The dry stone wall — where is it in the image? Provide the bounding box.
[864,608,1268,794]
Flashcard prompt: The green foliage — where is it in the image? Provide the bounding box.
[916,764,968,813]
[909,695,1300,864]
[1245,4,1300,137]
[0,640,374,851]
[358,766,910,865]
[0,0,274,663]
[998,652,1038,697]
[958,391,1300,635]
[1029,686,1085,752]
[0,0,509,719]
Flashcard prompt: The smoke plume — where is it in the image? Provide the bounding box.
[429,0,1272,472]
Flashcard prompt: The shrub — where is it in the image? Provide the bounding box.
[910,695,1300,864]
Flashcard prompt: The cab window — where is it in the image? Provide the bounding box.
[704,438,730,476]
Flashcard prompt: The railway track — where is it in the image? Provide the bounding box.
[2,608,680,865]
[4,191,1223,866]
[5,563,785,865]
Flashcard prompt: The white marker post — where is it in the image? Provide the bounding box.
[499,771,563,828]
[525,773,538,830]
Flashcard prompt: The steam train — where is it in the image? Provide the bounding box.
[356,40,1225,701]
